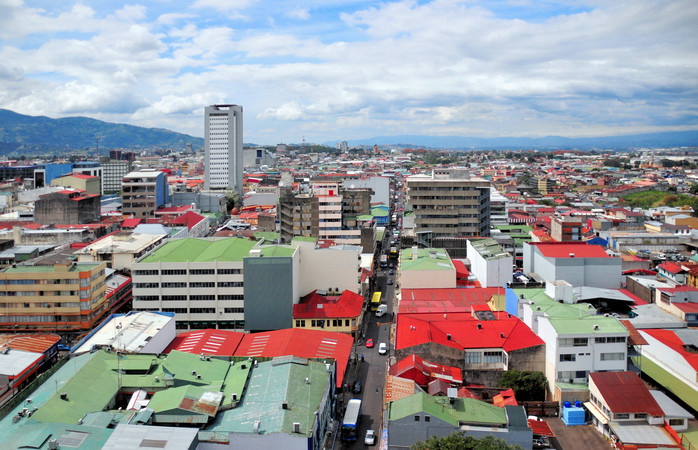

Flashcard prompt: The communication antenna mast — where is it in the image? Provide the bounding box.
[301,136,305,153]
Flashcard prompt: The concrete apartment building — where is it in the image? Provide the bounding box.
[518,286,629,402]
[0,262,108,335]
[204,104,243,197]
[551,215,583,241]
[77,231,166,271]
[279,187,316,243]
[405,170,490,246]
[33,189,101,225]
[131,238,256,330]
[102,160,130,193]
[121,169,170,218]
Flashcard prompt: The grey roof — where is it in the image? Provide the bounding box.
[572,286,635,303]
[133,224,169,235]
[628,304,686,329]
[625,276,672,290]
[673,329,698,348]
[611,422,675,446]
[650,391,693,419]
[0,349,42,377]
[101,424,198,450]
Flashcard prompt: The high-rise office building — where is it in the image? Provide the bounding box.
[204,104,243,198]
[406,169,491,246]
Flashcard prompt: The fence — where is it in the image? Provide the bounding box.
[0,355,70,420]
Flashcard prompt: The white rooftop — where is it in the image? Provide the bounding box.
[74,311,173,354]
[0,348,43,377]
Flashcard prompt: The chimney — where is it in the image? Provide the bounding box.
[447,334,451,341]
[569,253,575,258]
[477,323,482,330]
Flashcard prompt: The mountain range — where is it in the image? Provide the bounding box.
[0,108,696,154]
[341,131,698,150]
[0,109,203,155]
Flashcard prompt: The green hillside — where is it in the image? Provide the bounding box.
[0,109,203,155]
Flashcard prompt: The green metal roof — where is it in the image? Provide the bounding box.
[469,238,511,260]
[514,288,628,335]
[400,248,454,271]
[254,231,280,241]
[257,245,296,257]
[291,236,318,243]
[204,357,330,437]
[140,238,257,263]
[388,391,507,427]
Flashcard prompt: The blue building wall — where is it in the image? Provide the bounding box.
[243,256,294,331]
[155,172,169,207]
[44,163,73,185]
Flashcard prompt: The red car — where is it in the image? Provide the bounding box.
[366,339,374,348]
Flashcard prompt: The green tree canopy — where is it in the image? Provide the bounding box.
[412,432,523,450]
[498,370,547,401]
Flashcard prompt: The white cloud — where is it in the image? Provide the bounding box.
[286,7,310,20]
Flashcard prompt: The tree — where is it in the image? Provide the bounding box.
[412,432,522,450]
[498,370,547,401]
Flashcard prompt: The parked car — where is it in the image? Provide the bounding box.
[378,343,387,355]
[366,338,374,348]
[352,380,362,394]
[387,279,393,285]
[388,269,394,276]
[364,429,376,446]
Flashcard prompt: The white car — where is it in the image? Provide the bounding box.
[378,343,387,355]
[364,429,376,446]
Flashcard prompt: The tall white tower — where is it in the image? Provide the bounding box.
[204,104,243,197]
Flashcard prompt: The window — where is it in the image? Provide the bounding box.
[190,269,214,275]
[424,415,431,422]
[190,295,215,301]
[191,282,215,288]
[133,269,158,276]
[162,282,186,288]
[559,354,576,362]
[414,415,420,422]
[223,307,244,313]
[218,269,241,274]
[219,294,244,300]
[484,351,503,364]
[600,352,624,361]
[634,413,647,419]
[218,281,243,288]
[190,307,215,314]
[162,295,187,301]
[559,337,588,347]
[615,413,629,419]
[465,352,482,364]
[161,269,186,276]
[669,418,684,426]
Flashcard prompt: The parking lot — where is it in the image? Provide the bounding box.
[544,417,610,450]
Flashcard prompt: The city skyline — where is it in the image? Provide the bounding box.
[0,0,696,145]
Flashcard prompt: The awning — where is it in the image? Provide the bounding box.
[584,401,609,425]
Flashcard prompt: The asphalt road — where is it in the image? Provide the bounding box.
[337,252,396,448]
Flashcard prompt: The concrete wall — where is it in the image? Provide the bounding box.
[295,241,361,298]
[524,244,621,289]
[400,268,456,290]
[141,316,177,354]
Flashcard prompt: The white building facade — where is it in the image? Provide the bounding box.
[204,104,243,197]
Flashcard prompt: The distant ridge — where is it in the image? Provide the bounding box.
[0,109,204,154]
[335,131,698,150]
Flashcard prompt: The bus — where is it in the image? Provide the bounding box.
[371,292,382,311]
[341,399,362,441]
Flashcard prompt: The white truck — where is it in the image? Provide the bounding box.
[375,304,388,317]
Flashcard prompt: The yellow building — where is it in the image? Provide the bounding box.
[50,173,101,195]
[293,289,364,336]
[0,262,107,334]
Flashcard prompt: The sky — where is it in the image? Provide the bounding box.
[0,0,697,145]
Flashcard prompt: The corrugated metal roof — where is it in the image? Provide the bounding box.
[590,372,664,416]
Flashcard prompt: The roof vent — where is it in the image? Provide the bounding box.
[305,377,310,384]
[569,253,575,258]
[60,393,68,401]
[232,393,238,401]
[196,374,202,379]
[254,421,261,434]
[155,376,159,382]
[500,333,505,339]
[477,323,482,330]
[446,334,452,341]
[537,306,541,311]
[293,422,301,433]
[282,401,288,410]
[593,324,599,331]
[192,370,197,376]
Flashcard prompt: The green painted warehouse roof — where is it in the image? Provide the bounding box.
[400,248,454,271]
[388,391,507,427]
[139,238,257,263]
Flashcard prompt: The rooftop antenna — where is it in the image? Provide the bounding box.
[301,136,305,153]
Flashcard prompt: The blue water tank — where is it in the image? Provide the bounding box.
[564,401,571,408]
[575,401,581,407]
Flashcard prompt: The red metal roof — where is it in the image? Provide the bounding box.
[528,418,555,437]
[293,290,364,319]
[121,218,142,228]
[389,354,462,386]
[235,329,353,388]
[590,371,664,416]
[619,320,649,346]
[398,288,504,313]
[395,312,544,352]
[164,329,245,356]
[0,334,60,354]
[658,262,684,275]
[531,242,609,258]
[618,289,648,306]
[493,388,518,407]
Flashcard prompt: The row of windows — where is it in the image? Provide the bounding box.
[295,319,353,328]
[559,351,625,362]
[134,268,243,276]
[134,294,245,302]
[158,307,244,314]
[135,282,243,289]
